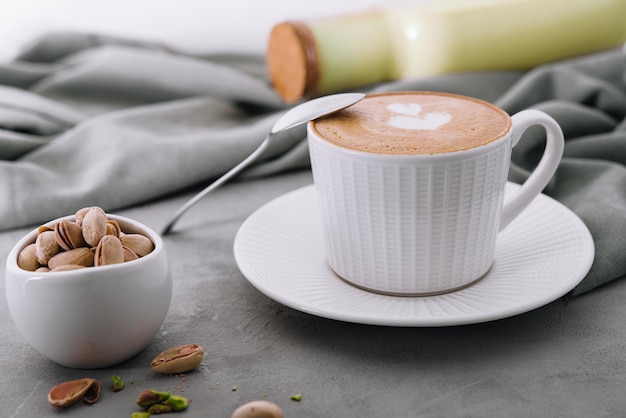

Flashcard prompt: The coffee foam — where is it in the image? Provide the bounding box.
[312,92,511,155]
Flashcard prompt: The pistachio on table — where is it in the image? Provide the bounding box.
[136,389,171,408]
[151,344,204,374]
[231,400,284,418]
[112,375,125,392]
[136,389,189,413]
[17,206,154,272]
[166,395,189,412]
[48,378,101,408]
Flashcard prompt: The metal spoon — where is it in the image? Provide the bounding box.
[161,92,366,235]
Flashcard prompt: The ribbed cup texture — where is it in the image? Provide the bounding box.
[310,139,511,295]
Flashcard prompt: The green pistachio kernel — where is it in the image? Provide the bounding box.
[147,403,173,414]
[165,395,189,412]
[136,389,170,408]
[112,375,125,392]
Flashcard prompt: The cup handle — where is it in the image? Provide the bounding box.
[499,109,564,231]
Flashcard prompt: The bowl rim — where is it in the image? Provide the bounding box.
[6,213,164,278]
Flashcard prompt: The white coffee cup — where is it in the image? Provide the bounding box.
[308,92,564,295]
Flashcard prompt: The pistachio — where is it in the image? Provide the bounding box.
[17,243,40,271]
[81,206,108,247]
[48,247,94,270]
[106,219,121,237]
[147,403,173,414]
[122,246,140,262]
[231,400,284,418]
[165,395,189,412]
[37,225,54,234]
[94,235,125,266]
[112,375,125,392]
[17,205,153,272]
[55,219,87,250]
[151,344,204,374]
[35,230,61,265]
[74,207,91,226]
[48,378,101,408]
[120,233,154,257]
[136,389,170,408]
[132,413,152,418]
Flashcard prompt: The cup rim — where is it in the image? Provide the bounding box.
[308,91,513,162]
[6,213,164,279]
[308,121,512,163]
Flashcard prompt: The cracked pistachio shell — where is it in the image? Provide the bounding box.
[151,344,204,374]
[81,207,107,247]
[122,246,139,262]
[48,378,101,408]
[55,219,87,250]
[48,247,95,270]
[106,219,121,237]
[17,243,40,271]
[94,235,124,266]
[120,233,154,257]
[231,400,284,418]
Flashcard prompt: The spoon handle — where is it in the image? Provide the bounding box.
[161,135,272,235]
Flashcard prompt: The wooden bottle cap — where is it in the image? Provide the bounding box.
[266,21,320,103]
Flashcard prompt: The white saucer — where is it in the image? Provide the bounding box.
[233,183,594,327]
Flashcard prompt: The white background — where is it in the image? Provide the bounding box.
[0,0,410,62]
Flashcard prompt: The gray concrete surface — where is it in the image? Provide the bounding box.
[2,170,626,417]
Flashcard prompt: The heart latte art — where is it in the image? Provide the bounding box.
[387,103,452,131]
[311,92,511,155]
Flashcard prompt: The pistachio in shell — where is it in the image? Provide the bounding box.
[48,247,95,270]
[120,233,154,257]
[81,206,108,247]
[94,235,125,266]
[35,230,61,265]
[17,243,40,272]
[55,219,87,250]
[231,400,284,418]
[151,344,204,374]
[106,219,121,237]
[122,246,140,262]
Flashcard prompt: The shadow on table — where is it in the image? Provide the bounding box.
[265,293,587,367]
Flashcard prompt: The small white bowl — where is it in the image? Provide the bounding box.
[5,214,172,369]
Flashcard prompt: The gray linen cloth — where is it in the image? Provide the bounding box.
[1,32,624,295]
